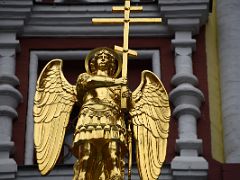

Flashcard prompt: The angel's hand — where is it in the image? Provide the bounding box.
[115,78,127,85]
[124,86,132,98]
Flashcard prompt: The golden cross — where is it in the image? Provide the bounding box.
[92,0,162,109]
[93,3,161,179]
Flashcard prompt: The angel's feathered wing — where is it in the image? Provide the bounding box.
[33,59,77,175]
[130,70,171,180]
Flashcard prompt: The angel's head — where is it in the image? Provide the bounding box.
[85,47,122,77]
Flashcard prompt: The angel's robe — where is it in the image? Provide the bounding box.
[72,73,127,156]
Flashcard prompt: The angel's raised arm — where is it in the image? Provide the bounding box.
[76,73,126,90]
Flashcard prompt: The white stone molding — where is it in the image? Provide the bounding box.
[25,49,160,165]
[169,31,208,180]
[217,0,240,163]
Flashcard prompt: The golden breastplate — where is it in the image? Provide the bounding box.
[83,87,120,108]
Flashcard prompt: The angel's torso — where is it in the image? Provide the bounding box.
[73,73,126,149]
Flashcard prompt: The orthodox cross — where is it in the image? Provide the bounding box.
[92,0,162,109]
[92,2,162,179]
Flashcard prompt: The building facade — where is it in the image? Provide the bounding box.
[0,0,240,179]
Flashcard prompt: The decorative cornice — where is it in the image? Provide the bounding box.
[0,0,210,37]
[158,0,210,34]
[0,0,33,32]
[21,3,170,37]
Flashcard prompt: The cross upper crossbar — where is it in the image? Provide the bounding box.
[112,6,143,12]
[92,18,162,24]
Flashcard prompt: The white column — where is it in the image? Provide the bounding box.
[170,31,208,180]
[217,0,240,163]
[0,33,22,179]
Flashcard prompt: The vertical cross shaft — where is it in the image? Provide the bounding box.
[122,0,131,80]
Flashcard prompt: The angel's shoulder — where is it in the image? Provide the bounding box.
[77,73,91,82]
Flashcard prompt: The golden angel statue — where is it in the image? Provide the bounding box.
[33,47,171,180]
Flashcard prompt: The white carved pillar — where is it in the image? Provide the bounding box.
[0,33,23,179]
[170,31,208,180]
[157,0,210,178]
[0,1,33,177]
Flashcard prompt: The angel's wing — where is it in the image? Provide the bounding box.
[33,59,77,175]
[129,70,171,180]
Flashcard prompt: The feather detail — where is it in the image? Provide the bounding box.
[130,70,171,180]
[33,59,77,175]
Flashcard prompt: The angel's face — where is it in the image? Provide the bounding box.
[96,52,110,71]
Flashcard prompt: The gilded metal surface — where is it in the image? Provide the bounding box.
[34,1,169,180]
